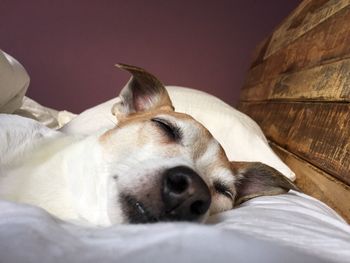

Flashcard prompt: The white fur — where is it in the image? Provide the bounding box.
[0,115,115,225]
[0,112,235,225]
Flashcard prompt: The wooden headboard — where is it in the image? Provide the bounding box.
[238,0,350,223]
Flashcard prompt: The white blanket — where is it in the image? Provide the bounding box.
[1,191,349,263]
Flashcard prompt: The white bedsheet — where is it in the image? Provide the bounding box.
[1,191,349,263]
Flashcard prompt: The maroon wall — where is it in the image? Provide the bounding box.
[1,0,300,113]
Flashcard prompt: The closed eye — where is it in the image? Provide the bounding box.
[151,118,182,141]
[214,181,233,200]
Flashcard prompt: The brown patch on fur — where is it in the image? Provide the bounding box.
[185,119,220,163]
[205,143,231,177]
[192,131,211,161]
[99,126,120,144]
[230,161,251,174]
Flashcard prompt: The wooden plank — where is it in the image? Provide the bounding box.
[240,57,350,101]
[249,36,272,69]
[238,102,350,185]
[265,0,350,59]
[244,5,350,88]
[271,142,350,223]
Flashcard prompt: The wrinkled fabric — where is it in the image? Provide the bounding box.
[13,97,60,129]
[0,191,349,263]
[0,50,29,113]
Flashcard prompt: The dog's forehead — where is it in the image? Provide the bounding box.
[151,111,215,147]
[102,109,229,166]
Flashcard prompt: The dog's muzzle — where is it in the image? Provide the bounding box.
[121,166,211,223]
[161,166,211,221]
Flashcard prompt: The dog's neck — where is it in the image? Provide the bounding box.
[62,134,113,225]
[0,131,112,225]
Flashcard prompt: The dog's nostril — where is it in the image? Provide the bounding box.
[190,200,207,215]
[162,166,211,221]
[166,173,189,194]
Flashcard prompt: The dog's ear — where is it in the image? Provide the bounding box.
[231,161,299,205]
[112,63,174,117]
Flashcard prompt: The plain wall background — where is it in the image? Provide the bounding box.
[0,0,300,113]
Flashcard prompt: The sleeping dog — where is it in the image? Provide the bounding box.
[0,64,298,225]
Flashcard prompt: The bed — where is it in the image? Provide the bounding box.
[1,1,350,262]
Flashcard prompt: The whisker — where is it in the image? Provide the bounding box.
[105,116,117,126]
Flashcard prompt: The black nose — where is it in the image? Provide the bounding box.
[162,166,211,221]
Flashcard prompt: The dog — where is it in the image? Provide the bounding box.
[0,64,298,226]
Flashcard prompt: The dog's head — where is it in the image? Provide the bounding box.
[91,64,297,225]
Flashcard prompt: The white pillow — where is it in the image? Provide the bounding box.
[0,50,30,113]
[61,86,295,180]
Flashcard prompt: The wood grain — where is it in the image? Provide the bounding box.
[265,0,350,59]
[240,57,350,101]
[250,36,272,69]
[239,0,350,220]
[271,142,350,223]
[244,5,350,88]
[238,102,350,185]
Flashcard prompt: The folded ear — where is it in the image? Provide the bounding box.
[231,162,300,205]
[112,63,174,118]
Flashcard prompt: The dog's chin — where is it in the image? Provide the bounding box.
[120,194,206,224]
